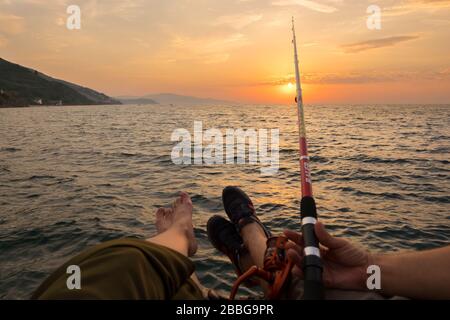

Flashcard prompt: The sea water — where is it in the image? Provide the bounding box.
[0,104,449,299]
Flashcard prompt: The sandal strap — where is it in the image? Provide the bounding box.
[237,215,272,239]
[227,199,255,224]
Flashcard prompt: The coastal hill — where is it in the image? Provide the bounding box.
[117,93,233,106]
[116,96,158,105]
[0,58,121,107]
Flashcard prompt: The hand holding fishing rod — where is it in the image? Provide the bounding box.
[292,17,324,300]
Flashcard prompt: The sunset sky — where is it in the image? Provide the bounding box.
[1,0,449,104]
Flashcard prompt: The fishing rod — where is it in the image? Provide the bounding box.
[292,17,324,300]
[229,19,324,301]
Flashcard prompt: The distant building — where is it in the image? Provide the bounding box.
[47,100,63,106]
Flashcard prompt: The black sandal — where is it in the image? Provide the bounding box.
[207,215,249,279]
[222,186,272,238]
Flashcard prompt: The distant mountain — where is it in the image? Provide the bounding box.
[117,93,233,106]
[0,58,121,107]
[116,97,158,105]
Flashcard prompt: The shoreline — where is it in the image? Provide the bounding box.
[0,103,124,109]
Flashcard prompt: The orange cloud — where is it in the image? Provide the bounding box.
[341,35,420,53]
[246,68,450,87]
[0,13,25,35]
[384,0,450,16]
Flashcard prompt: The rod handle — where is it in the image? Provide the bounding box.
[303,277,324,300]
[300,196,324,300]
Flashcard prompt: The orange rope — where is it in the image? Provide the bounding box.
[229,236,294,300]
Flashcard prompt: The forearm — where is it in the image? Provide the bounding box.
[374,246,450,299]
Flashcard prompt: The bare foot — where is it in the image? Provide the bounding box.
[154,192,198,256]
[155,207,174,233]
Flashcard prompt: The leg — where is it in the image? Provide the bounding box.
[147,192,198,257]
[33,192,203,300]
[240,222,270,295]
[220,186,272,296]
[149,193,219,299]
[241,223,268,269]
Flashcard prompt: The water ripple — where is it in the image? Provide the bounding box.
[0,104,449,299]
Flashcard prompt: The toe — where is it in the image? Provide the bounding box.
[164,207,173,217]
[180,192,192,205]
[156,208,164,220]
[173,195,182,208]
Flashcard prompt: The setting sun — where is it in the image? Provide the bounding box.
[280,82,296,96]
